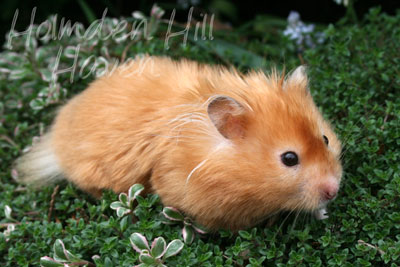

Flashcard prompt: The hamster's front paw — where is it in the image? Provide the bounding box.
[314,208,329,220]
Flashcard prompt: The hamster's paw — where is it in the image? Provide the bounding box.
[314,208,329,220]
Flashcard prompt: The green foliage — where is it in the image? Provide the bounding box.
[40,239,93,267]
[303,7,400,266]
[1,6,399,266]
[110,184,145,218]
[130,232,184,266]
[162,207,208,244]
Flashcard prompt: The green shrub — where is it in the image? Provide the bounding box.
[1,7,399,266]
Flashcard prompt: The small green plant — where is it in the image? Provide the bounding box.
[130,233,184,267]
[162,207,208,244]
[110,184,144,217]
[40,239,95,267]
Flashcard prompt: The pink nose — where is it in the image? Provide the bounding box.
[320,182,338,201]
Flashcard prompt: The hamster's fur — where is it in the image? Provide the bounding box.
[15,56,342,230]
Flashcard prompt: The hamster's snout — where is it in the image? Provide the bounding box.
[319,178,339,202]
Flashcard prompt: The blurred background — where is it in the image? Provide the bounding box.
[1,0,399,48]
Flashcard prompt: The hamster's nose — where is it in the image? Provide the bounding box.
[320,181,339,201]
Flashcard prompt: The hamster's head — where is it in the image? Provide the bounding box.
[198,66,342,229]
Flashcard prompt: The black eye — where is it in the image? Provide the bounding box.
[323,135,329,145]
[281,151,299,167]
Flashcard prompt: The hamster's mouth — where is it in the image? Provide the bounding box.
[314,207,329,220]
[317,201,328,210]
[317,197,334,210]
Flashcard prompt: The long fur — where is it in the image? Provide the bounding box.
[14,134,64,187]
[14,56,342,230]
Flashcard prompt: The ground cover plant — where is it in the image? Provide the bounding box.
[0,3,399,266]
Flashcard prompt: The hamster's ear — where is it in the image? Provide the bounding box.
[207,96,247,139]
[286,65,308,90]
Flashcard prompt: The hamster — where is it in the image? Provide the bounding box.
[15,56,342,230]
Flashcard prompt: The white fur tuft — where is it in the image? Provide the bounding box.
[14,134,64,187]
[286,65,308,87]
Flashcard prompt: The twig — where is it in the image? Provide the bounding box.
[0,222,21,228]
[68,261,96,267]
[223,255,240,266]
[120,40,137,64]
[24,211,40,216]
[381,112,390,130]
[13,186,28,192]
[47,185,59,222]
[0,135,18,148]
[76,207,90,223]
[358,240,385,255]
[298,53,306,65]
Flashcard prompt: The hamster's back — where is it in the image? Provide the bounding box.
[49,56,221,195]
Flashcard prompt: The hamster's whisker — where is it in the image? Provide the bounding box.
[257,209,282,227]
[339,104,382,160]
[289,210,301,235]
[293,198,313,232]
[273,200,303,240]
[339,104,380,146]
[300,209,309,228]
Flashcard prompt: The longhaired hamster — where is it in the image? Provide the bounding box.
[15,56,342,230]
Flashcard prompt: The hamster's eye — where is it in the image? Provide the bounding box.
[323,135,329,146]
[281,151,299,167]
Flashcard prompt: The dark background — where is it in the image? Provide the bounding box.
[1,0,399,47]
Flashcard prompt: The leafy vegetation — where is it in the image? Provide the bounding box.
[0,4,399,266]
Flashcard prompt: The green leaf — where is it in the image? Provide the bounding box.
[182,225,195,244]
[76,0,97,23]
[9,69,30,80]
[162,207,184,221]
[64,46,78,58]
[29,98,46,110]
[164,240,184,259]
[148,194,160,206]
[120,216,129,232]
[128,184,145,200]
[238,230,252,240]
[381,73,390,83]
[39,257,65,267]
[191,222,208,234]
[53,239,68,262]
[135,195,147,207]
[104,257,113,267]
[110,201,124,210]
[35,47,50,62]
[139,252,157,265]
[151,237,166,259]
[118,193,129,205]
[116,207,130,217]
[52,239,81,262]
[40,69,53,82]
[130,233,150,252]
